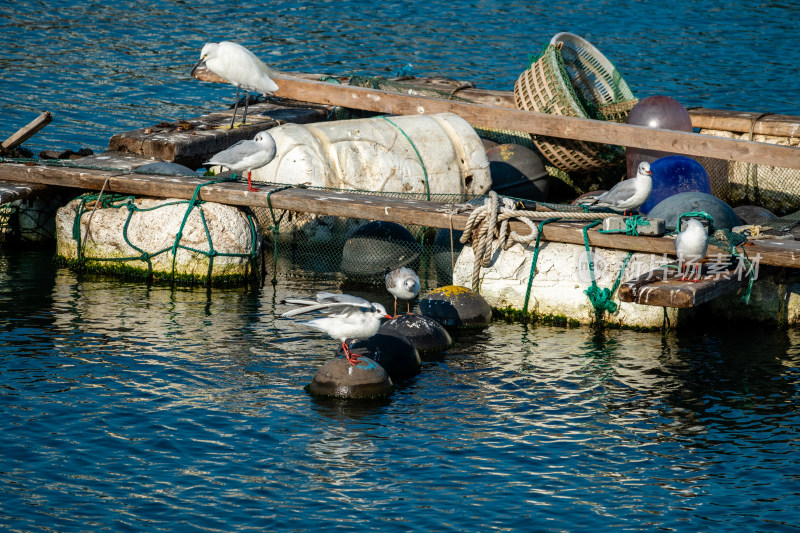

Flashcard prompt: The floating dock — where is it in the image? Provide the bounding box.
[1,71,799,326]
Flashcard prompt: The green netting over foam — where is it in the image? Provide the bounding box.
[67,185,261,285]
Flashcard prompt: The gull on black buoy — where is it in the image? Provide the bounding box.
[385,266,421,315]
[280,292,392,365]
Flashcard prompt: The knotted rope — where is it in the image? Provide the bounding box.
[458,191,616,290]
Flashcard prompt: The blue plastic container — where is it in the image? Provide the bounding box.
[640,155,712,214]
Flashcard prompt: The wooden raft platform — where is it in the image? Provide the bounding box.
[618,265,744,308]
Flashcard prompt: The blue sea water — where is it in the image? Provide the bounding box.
[2,1,800,531]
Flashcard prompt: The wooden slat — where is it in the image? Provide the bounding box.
[0,180,50,205]
[107,104,328,167]
[1,112,53,151]
[618,266,744,308]
[1,161,798,268]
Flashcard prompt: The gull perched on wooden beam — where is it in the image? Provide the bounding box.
[191,41,279,128]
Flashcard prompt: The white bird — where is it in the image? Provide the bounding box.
[385,266,420,315]
[191,41,279,129]
[674,218,709,281]
[205,130,276,191]
[281,292,392,365]
[584,161,653,213]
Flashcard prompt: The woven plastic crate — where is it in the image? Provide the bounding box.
[553,32,638,122]
[514,33,637,173]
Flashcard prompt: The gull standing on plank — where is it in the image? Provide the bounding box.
[674,218,709,281]
[585,161,653,213]
[385,266,420,315]
[205,130,276,192]
[281,292,392,365]
[191,41,279,128]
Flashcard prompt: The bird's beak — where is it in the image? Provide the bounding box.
[384,314,392,319]
[190,56,206,77]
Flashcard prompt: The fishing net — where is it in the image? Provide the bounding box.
[0,203,15,244]
[250,185,478,290]
[696,128,800,216]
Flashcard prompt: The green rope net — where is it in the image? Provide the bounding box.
[68,176,261,285]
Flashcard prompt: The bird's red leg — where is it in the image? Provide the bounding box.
[247,171,260,192]
[342,341,361,365]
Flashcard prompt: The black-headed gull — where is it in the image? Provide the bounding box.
[281,292,392,365]
[205,130,276,192]
[191,41,279,128]
[586,161,653,213]
[385,266,421,315]
[674,218,709,281]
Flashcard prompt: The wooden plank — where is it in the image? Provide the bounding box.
[618,265,744,308]
[193,68,800,137]
[0,180,50,205]
[245,75,800,169]
[107,104,328,168]
[1,112,53,151]
[1,161,798,268]
[688,108,800,137]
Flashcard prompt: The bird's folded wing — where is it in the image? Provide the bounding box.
[597,182,636,204]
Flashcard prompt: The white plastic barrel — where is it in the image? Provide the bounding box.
[250,113,491,198]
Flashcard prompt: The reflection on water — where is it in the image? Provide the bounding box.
[2,245,800,529]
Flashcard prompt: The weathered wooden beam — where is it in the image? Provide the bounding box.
[618,266,744,308]
[246,75,800,169]
[1,161,798,268]
[195,68,800,137]
[1,112,53,151]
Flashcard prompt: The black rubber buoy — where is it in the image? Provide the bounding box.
[487,144,550,201]
[308,357,394,399]
[733,205,777,225]
[648,192,742,231]
[380,314,453,355]
[134,162,197,176]
[419,285,492,328]
[342,333,421,380]
[340,221,421,283]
